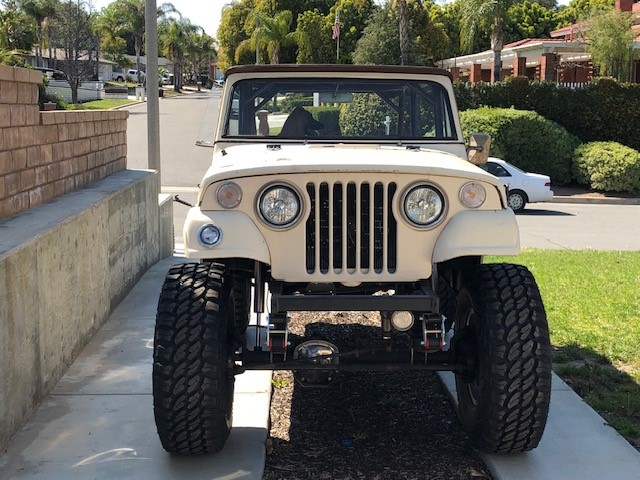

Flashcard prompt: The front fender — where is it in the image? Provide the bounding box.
[433,209,520,263]
[183,208,271,263]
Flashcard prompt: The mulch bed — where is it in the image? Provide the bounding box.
[263,311,492,480]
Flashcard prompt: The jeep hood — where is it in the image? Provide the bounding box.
[201,144,500,188]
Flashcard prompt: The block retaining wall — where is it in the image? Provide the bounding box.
[0,64,128,219]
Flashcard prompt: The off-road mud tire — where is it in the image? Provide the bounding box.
[153,262,235,454]
[231,274,251,335]
[454,263,551,454]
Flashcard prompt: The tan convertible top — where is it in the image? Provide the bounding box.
[224,64,453,79]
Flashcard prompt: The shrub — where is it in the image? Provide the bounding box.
[460,107,580,185]
[307,106,341,136]
[38,83,69,110]
[279,94,313,113]
[573,141,640,192]
[454,79,640,151]
[339,93,396,137]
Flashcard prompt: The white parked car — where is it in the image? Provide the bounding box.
[481,157,554,212]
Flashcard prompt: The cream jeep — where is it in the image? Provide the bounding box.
[152,65,551,455]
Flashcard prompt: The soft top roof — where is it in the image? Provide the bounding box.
[224,64,453,79]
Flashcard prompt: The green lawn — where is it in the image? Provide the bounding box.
[490,250,640,443]
[69,99,137,110]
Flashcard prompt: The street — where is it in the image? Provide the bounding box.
[124,92,640,253]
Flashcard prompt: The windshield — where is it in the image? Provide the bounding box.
[223,78,457,142]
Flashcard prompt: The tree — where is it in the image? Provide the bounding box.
[398,0,408,65]
[159,17,199,91]
[329,0,375,63]
[20,0,57,67]
[216,0,254,71]
[112,0,177,82]
[353,1,447,66]
[586,9,635,81]
[185,31,216,91]
[504,0,559,44]
[94,3,127,63]
[236,10,296,64]
[555,0,614,26]
[295,8,333,63]
[0,0,36,52]
[460,0,516,82]
[56,0,95,103]
[430,1,466,59]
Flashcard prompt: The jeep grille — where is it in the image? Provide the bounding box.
[305,182,397,274]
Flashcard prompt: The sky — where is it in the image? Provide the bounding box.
[91,0,572,39]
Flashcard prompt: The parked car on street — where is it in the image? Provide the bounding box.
[480,157,554,212]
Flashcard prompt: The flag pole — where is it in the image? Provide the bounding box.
[333,8,340,62]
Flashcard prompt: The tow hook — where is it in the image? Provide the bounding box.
[173,195,193,207]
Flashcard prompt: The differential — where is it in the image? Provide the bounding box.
[293,340,339,386]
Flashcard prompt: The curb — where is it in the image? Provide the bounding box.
[552,195,640,205]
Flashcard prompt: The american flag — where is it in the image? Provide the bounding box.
[332,10,340,40]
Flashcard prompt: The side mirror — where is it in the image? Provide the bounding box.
[467,133,491,165]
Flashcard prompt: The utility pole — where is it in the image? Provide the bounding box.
[145,0,161,190]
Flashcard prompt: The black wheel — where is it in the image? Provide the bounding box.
[153,262,235,454]
[507,190,527,212]
[453,263,551,454]
[116,76,124,82]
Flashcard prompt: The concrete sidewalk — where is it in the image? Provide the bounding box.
[439,372,640,480]
[0,257,272,480]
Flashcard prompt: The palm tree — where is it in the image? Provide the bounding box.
[236,10,296,65]
[93,5,127,63]
[20,0,57,67]
[398,0,409,66]
[460,0,515,83]
[117,0,177,83]
[159,17,199,91]
[185,32,216,91]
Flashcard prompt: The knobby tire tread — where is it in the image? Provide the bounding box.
[153,262,233,454]
[458,263,552,454]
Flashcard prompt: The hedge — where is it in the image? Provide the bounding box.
[307,106,342,136]
[454,77,640,151]
[339,93,397,137]
[459,107,580,185]
[573,142,640,192]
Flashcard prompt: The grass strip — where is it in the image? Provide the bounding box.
[489,249,640,446]
[68,99,138,110]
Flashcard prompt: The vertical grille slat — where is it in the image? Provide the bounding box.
[305,180,397,276]
[319,182,330,274]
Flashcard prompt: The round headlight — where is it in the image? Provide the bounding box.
[216,182,242,209]
[459,182,486,209]
[258,185,301,227]
[403,185,445,226]
[198,224,222,247]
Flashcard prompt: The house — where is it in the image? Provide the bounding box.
[21,48,118,82]
[440,0,640,84]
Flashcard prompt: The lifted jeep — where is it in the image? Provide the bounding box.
[152,65,552,455]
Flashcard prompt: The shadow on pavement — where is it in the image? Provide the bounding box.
[517,208,574,216]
